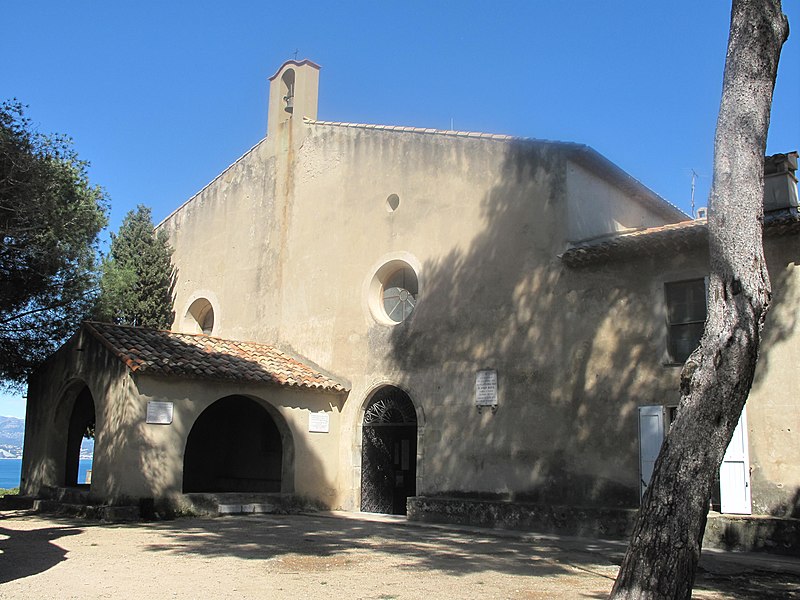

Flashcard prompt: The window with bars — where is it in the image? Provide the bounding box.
[665,278,706,363]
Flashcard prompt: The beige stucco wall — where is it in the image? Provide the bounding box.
[23,329,133,499]
[565,161,674,242]
[130,377,344,506]
[157,110,696,512]
[748,238,800,516]
[150,68,798,516]
[164,141,284,344]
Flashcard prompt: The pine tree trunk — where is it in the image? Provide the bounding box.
[609,2,788,599]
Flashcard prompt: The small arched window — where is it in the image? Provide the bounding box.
[282,69,295,113]
[185,298,215,335]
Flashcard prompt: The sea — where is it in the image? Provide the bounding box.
[0,458,93,489]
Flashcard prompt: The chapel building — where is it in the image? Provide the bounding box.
[21,60,800,546]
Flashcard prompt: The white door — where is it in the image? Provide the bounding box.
[638,405,666,501]
[720,411,752,514]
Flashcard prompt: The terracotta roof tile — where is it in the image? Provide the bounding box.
[83,322,348,393]
[562,211,800,267]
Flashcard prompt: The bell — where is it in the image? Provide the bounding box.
[284,94,294,114]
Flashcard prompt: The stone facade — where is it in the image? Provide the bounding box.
[22,60,799,532]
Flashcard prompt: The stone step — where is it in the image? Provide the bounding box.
[0,495,35,510]
[218,501,281,515]
[184,492,295,516]
[33,499,140,522]
[38,485,92,504]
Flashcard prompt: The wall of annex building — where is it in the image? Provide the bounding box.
[22,331,142,501]
[130,377,345,507]
[24,338,345,506]
[531,235,799,516]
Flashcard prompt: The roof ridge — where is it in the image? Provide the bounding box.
[303,118,686,221]
[304,117,534,142]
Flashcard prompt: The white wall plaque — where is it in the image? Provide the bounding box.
[146,401,174,425]
[309,411,330,433]
[475,369,498,407]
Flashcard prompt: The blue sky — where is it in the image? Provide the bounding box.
[1,2,798,418]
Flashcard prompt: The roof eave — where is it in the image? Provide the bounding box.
[562,210,800,267]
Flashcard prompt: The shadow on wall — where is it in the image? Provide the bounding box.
[386,141,798,510]
[24,331,129,497]
[750,240,799,517]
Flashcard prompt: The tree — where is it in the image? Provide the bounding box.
[0,101,108,387]
[94,205,175,328]
[610,2,789,599]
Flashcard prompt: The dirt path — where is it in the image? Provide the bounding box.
[0,511,797,599]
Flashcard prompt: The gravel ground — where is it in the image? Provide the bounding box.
[0,510,798,599]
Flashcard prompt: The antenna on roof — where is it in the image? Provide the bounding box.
[690,169,699,217]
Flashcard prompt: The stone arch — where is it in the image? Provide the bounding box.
[281,68,296,113]
[56,381,96,488]
[357,384,422,515]
[180,291,220,335]
[182,395,294,493]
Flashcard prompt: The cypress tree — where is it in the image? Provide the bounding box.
[95,205,175,328]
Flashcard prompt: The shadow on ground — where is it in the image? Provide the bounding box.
[0,520,83,584]
[132,513,797,599]
[0,512,797,599]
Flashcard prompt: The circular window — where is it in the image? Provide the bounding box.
[382,267,417,323]
[368,259,420,325]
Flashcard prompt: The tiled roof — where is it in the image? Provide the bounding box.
[83,322,348,393]
[562,211,800,267]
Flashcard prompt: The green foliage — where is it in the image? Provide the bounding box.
[0,487,19,497]
[95,205,175,328]
[0,100,108,386]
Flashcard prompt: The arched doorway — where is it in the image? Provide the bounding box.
[183,396,285,493]
[64,386,95,487]
[361,386,417,515]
